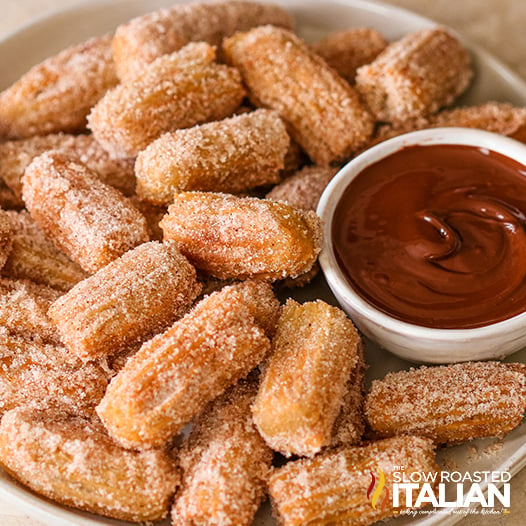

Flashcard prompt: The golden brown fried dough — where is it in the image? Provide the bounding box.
[253,299,360,457]
[0,133,136,199]
[0,35,118,139]
[268,436,439,526]
[97,283,272,449]
[171,377,273,526]
[160,192,322,281]
[1,210,88,292]
[355,28,472,123]
[0,407,179,522]
[135,109,290,204]
[311,27,388,84]
[49,241,200,361]
[113,0,294,81]
[365,361,526,445]
[22,151,149,273]
[128,195,167,241]
[88,42,245,158]
[224,25,374,164]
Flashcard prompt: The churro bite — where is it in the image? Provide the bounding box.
[268,435,439,526]
[0,407,179,522]
[96,282,274,449]
[49,241,201,361]
[112,0,294,81]
[135,109,290,204]
[311,27,388,84]
[0,34,118,139]
[160,192,322,281]
[0,133,136,200]
[127,195,167,241]
[1,210,88,292]
[22,151,149,273]
[88,42,245,158]
[0,329,108,416]
[266,164,338,211]
[0,210,13,270]
[365,361,526,445]
[171,377,273,526]
[355,27,472,123]
[253,299,361,457]
[224,25,374,164]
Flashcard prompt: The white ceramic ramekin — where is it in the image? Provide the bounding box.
[318,127,526,363]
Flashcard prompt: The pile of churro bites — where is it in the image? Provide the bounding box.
[0,1,526,525]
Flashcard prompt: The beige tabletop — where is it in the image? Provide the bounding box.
[0,0,525,525]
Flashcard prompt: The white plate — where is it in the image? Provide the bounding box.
[1,1,525,526]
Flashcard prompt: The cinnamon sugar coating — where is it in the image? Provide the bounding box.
[0,211,13,270]
[266,164,338,211]
[128,195,167,241]
[22,151,149,273]
[49,241,201,361]
[0,133,136,199]
[172,377,273,526]
[355,28,472,123]
[0,329,108,416]
[365,361,526,445]
[0,407,179,522]
[135,109,290,204]
[311,27,388,84]
[160,192,322,281]
[113,1,294,81]
[0,34,118,139]
[88,42,245,158]
[1,210,88,292]
[224,25,374,164]
[253,299,361,457]
[96,283,272,449]
[268,436,439,526]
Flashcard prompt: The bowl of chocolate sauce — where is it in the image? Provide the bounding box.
[318,127,526,363]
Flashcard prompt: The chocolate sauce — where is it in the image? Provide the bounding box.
[332,144,526,328]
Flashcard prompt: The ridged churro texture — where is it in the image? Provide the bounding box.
[268,436,439,526]
[224,25,374,164]
[0,34,118,139]
[88,42,245,158]
[311,27,388,84]
[1,210,88,292]
[365,361,526,445]
[49,241,201,361]
[252,299,361,457]
[0,211,13,270]
[97,282,274,449]
[22,151,149,273]
[0,133,136,199]
[160,192,322,280]
[112,0,294,81]
[355,28,472,123]
[171,378,273,526]
[135,109,290,204]
[0,407,179,522]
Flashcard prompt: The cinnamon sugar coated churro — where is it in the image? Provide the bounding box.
[160,192,322,280]
[356,28,472,123]
[88,42,245,158]
[252,299,361,457]
[113,1,294,81]
[135,109,290,204]
[365,361,526,445]
[171,377,273,526]
[268,435,439,526]
[0,34,118,139]
[224,25,374,164]
[0,133,136,199]
[96,282,274,449]
[311,27,388,84]
[0,407,179,522]
[22,151,149,273]
[1,210,88,291]
[49,241,201,361]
